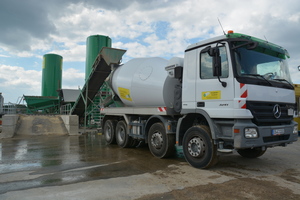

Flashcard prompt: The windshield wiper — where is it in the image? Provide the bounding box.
[242,74,273,86]
[232,41,258,50]
[273,79,294,88]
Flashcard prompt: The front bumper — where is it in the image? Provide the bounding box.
[233,120,298,149]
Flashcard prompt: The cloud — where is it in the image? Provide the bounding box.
[48,43,86,62]
[0,64,85,103]
[0,0,178,53]
[1,0,300,103]
[0,0,57,51]
[62,68,85,89]
[0,65,41,88]
[0,64,41,102]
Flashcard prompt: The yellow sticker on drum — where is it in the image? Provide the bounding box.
[118,87,132,101]
[202,91,221,100]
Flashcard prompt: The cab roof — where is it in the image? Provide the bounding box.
[185,32,289,58]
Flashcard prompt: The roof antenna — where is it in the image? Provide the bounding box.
[264,35,269,43]
[218,18,226,35]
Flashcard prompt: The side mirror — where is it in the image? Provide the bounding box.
[247,42,258,50]
[212,47,221,76]
[202,46,222,77]
[201,45,227,87]
[213,55,222,76]
[201,46,211,54]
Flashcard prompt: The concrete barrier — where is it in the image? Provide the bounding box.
[1,114,19,139]
[60,115,79,135]
[0,114,79,138]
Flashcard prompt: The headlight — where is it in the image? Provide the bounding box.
[293,125,298,135]
[245,128,258,138]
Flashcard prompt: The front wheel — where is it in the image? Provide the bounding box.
[148,122,175,158]
[237,147,267,158]
[183,125,218,169]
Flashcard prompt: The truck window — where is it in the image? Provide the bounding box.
[200,46,229,79]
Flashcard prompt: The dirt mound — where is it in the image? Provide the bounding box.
[16,115,68,135]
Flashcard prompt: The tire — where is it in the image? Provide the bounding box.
[103,120,117,144]
[183,125,218,169]
[148,122,175,158]
[116,120,132,148]
[237,147,267,158]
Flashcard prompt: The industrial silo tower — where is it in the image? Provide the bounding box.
[85,35,111,81]
[41,54,63,97]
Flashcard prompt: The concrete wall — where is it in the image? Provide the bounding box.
[60,115,79,135]
[0,114,19,139]
[0,114,79,138]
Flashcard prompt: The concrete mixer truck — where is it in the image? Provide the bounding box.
[101,31,298,168]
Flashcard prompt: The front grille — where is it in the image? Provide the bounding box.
[246,101,294,126]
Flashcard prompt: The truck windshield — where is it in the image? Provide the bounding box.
[233,42,293,88]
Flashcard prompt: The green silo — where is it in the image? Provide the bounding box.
[41,54,63,97]
[85,35,112,80]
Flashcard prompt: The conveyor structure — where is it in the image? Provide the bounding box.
[70,47,126,117]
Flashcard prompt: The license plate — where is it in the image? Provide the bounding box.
[288,108,294,116]
[272,129,285,136]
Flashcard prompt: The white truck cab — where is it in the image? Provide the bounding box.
[178,31,297,168]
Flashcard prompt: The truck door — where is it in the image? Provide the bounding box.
[195,43,234,118]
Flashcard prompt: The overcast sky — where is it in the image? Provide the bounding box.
[1,0,300,103]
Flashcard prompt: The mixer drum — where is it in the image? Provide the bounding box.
[111,57,179,108]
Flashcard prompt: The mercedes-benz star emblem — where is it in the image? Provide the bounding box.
[273,104,281,119]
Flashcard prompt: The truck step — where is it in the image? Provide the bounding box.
[217,149,233,153]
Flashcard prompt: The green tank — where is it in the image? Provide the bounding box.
[41,54,63,97]
[85,35,112,80]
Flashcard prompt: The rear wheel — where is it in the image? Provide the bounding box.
[148,122,175,158]
[237,147,267,158]
[103,120,117,144]
[183,125,218,169]
[116,120,132,148]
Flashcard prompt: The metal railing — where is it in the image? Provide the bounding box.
[60,103,72,115]
[1,103,27,115]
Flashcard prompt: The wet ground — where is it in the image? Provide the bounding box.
[0,134,299,200]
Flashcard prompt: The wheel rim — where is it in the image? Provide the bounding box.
[187,137,205,158]
[151,131,163,149]
[117,127,125,143]
[105,126,112,141]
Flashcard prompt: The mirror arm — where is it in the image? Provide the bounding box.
[218,76,227,87]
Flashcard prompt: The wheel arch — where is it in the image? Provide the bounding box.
[102,114,127,128]
[145,115,175,143]
[177,110,217,145]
